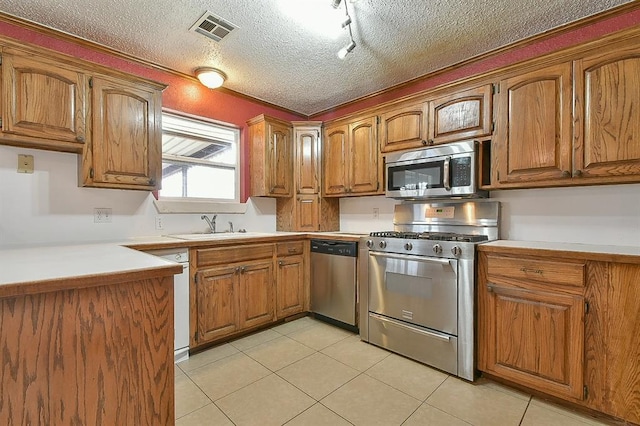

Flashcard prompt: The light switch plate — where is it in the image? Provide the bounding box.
[18,154,34,174]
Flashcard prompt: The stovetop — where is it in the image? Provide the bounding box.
[369,231,488,243]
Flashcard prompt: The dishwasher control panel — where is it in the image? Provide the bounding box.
[310,239,358,257]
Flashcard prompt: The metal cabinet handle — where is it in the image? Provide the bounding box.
[520,267,543,275]
[76,135,85,143]
[278,260,284,266]
[422,140,428,145]
[573,169,583,177]
[235,267,240,273]
[287,248,297,253]
[487,284,495,292]
[561,170,570,178]
[240,266,247,273]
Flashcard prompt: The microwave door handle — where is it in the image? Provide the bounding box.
[443,156,451,190]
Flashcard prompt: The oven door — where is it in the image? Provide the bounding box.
[368,251,458,335]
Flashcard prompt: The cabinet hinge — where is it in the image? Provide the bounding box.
[0,55,3,66]
[89,77,93,88]
[491,121,496,133]
[89,168,94,179]
[376,182,380,191]
[376,116,380,125]
[194,274,198,284]
[492,83,500,94]
[584,300,590,314]
[317,130,320,138]
[194,330,198,341]
[497,171,500,181]
[583,385,589,400]
[0,117,3,128]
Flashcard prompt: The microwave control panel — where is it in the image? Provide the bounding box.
[451,157,472,187]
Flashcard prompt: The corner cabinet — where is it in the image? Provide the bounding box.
[1,47,88,152]
[323,115,381,196]
[0,39,166,191]
[275,122,339,231]
[478,244,640,425]
[248,115,293,197]
[81,75,163,190]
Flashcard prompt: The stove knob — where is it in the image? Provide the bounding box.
[404,242,413,251]
[451,246,462,257]
[379,240,387,249]
[432,244,442,254]
[366,240,374,248]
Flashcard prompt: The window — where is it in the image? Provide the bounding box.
[159,112,240,202]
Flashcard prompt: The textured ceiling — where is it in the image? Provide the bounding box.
[0,0,633,115]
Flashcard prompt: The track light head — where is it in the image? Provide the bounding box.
[337,40,356,59]
[331,0,342,9]
[341,16,352,28]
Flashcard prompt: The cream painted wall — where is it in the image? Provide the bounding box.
[0,145,276,249]
[2,143,639,249]
[339,185,640,247]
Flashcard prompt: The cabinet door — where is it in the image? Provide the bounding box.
[379,103,428,152]
[295,195,319,232]
[86,76,162,190]
[574,46,640,181]
[295,126,320,194]
[495,63,573,184]
[480,281,584,400]
[276,255,305,318]
[195,266,239,344]
[266,120,293,196]
[238,260,275,329]
[2,49,87,149]
[429,85,492,144]
[323,124,349,196]
[349,116,380,194]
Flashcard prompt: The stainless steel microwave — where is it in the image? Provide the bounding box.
[385,140,487,199]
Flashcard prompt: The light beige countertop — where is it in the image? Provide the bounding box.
[480,240,640,263]
[0,244,182,298]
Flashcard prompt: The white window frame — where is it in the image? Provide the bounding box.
[153,110,246,214]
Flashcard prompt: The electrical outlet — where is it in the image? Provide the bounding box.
[94,208,112,223]
[373,207,379,219]
[155,216,164,230]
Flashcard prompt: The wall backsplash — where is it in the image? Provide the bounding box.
[339,186,640,247]
[1,143,638,248]
[0,145,276,248]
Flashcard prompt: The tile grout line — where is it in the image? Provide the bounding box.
[518,395,533,426]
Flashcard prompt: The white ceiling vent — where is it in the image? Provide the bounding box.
[190,11,238,42]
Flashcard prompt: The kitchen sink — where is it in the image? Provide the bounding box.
[167,232,273,241]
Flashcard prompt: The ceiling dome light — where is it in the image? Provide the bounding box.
[195,67,227,89]
[337,40,356,59]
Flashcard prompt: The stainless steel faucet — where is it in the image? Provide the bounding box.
[201,214,217,233]
[228,221,234,233]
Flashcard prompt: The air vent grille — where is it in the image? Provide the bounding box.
[190,11,238,42]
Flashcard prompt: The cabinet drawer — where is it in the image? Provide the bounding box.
[276,241,305,257]
[487,255,585,288]
[195,244,274,267]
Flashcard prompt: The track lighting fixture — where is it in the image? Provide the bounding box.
[337,40,356,59]
[331,0,342,9]
[337,0,356,59]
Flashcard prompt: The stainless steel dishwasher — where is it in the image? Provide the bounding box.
[310,239,358,331]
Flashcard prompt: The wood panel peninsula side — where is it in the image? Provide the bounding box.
[0,245,182,425]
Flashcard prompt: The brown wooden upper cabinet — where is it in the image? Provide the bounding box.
[428,84,493,144]
[323,115,380,196]
[379,102,429,152]
[1,47,88,152]
[81,75,163,191]
[248,114,293,197]
[294,124,321,194]
[573,42,640,182]
[494,62,573,184]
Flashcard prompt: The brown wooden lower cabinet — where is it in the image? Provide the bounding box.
[191,240,309,349]
[478,246,640,424]
[0,274,175,425]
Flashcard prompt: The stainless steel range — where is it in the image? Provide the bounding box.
[359,199,499,381]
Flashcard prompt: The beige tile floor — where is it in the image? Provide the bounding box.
[175,316,617,426]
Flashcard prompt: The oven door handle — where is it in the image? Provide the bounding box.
[369,251,453,266]
[370,313,451,342]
